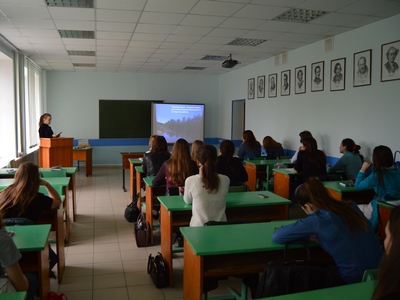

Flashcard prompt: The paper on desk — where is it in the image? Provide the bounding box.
[285,168,295,172]
[386,200,400,206]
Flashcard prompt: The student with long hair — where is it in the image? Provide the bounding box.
[184,145,230,226]
[217,140,248,186]
[146,134,158,153]
[294,137,326,181]
[291,130,313,163]
[355,145,400,230]
[191,140,204,162]
[38,113,60,138]
[142,135,170,177]
[153,138,198,195]
[327,138,363,180]
[262,136,284,159]
[372,206,400,299]
[0,162,62,278]
[0,212,38,299]
[237,130,261,160]
[272,177,383,284]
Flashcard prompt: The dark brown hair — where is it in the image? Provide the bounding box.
[38,113,51,127]
[299,130,312,144]
[197,144,219,193]
[301,137,325,168]
[372,206,400,299]
[191,140,204,162]
[219,140,235,158]
[372,145,394,191]
[296,177,368,234]
[263,136,282,149]
[242,130,261,152]
[0,162,41,216]
[166,139,193,186]
[151,135,168,154]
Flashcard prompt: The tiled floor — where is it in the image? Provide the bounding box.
[50,166,245,300]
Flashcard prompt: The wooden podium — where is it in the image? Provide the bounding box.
[39,138,73,168]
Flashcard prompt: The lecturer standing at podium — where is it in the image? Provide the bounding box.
[38,113,61,138]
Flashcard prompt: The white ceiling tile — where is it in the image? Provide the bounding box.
[0,17,13,27]
[96,22,136,32]
[127,40,162,48]
[180,15,227,27]
[96,0,146,10]
[64,45,95,51]
[165,35,201,43]
[172,25,213,36]
[240,30,281,40]
[289,24,337,34]
[97,51,125,57]
[0,0,45,6]
[6,36,29,44]
[219,17,265,29]
[190,1,245,17]
[54,20,95,30]
[347,16,382,28]
[97,31,132,40]
[96,56,123,61]
[144,0,198,14]
[135,24,175,34]
[123,52,152,58]
[139,12,185,25]
[27,37,63,44]
[257,20,306,32]
[10,18,56,29]
[130,33,167,42]
[70,56,96,63]
[339,0,399,16]
[0,5,50,18]
[190,43,223,50]
[19,29,59,37]
[234,4,288,19]
[160,42,193,49]
[97,39,129,47]
[48,7,95,20]
[96,46,126,52]
[250,0,303,6]
[96,9,141,23]
[0,28,23,36]
[310,13,364,27]
[125,47,157,53]
[296,0,358,12]
[198,36,234,45]
[207,28,249,37]
[62,38,96,46]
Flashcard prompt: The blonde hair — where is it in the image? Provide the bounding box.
[191,140,204,162]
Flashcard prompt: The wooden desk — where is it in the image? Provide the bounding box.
[129,158,142,199]
[7,224,51,300]
[143,176,166,244]
[0,292,27,300]
[323,181,374,204]
[159,191,291,286]
[245,159,292,191]
[273,168,302,199]
[73,147,92,176]
[180,221,331,300]
[120,152,143,192]
[264,280,375,300]
[135,166,145,208]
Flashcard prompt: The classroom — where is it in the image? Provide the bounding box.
[1,1,400,299]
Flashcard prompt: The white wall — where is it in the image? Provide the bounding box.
[218,14,400,161]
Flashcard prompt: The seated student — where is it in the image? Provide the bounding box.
[184,144,230,227]
[191,140,204,162]
[355,145,400,230]
[153,138,198,195]
[372,206,400,300]
[327,138,363,180]
[0,162,62,278]
[142,135,170,177]
[262,136,285,159]
[294,137,326,181]
[272,177,383,284]
[0,213,38,299]
[291,130,313,163]
[217,140,248,186]
[238,130,261,160]
[145,134,157,153]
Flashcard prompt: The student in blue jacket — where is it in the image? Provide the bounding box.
[272,177,383,284]
[237,130,261,160]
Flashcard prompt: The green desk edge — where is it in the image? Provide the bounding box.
[323,180,373,193]
[245,159,292,166]
[0,167,76,176]
[0,177,70,190]
[0,292,27,300]
[6,224,51,252]
[129,158,142,165]
[134,166,144,173]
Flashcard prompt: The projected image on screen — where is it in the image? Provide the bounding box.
[152,103,205,144]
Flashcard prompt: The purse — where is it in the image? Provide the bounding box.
[124,193,140,223]
[133,212,150,247]
[255,242,340,298]
[147,252,169,288]
[48,291,68,300]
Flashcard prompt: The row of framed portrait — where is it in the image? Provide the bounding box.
[248,39,400,99]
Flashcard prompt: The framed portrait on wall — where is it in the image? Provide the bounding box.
[311,61,324,92]
[295,66,306,94]
[330,58,346,91]
[268,73,277,98]
[353,49,371,87]
[248,78,255,99]
[281,70,290,96]
[257,75,265,98]
[381,40,400,82]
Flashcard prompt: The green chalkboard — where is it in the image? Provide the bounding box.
[99,100,162,138]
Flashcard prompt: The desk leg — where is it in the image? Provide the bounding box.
[146,186,154,244]
[136,171,142,209]
[38,244,50,300]
[69,174,77,221]
[56,208,65,283]
[274,172,290,199]
[183,239,202,300]
[245,163,257,191]
[160,205,174,287]
[86,149,92,176]
[130,164,135,200]
[122,169,126,192]
[64,186,71,243]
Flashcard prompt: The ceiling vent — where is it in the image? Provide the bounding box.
[68,50,95,56]
[183,66,206,70]
[59,30,95,39]
[73,63,96,67]
[201,55,228,61]
[227,38,266,47]
[274,8,326,23]
[46,0,94,8]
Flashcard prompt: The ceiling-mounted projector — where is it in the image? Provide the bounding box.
[222,54,239,68]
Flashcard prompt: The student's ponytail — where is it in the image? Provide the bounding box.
[197,145,220,193]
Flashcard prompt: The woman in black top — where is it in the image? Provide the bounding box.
[38,113,60,138]
[217,140,248,186]
[294,137,326,181]
[142,135,170,177]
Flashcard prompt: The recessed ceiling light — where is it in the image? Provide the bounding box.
[183,67,206,70]
[201,55,228,61]
[68,50,95,56]
[73,63,96,67]
[227,38,266,47]
[274,8,326,23]
[59,30,95,39]
[46,0,94,8]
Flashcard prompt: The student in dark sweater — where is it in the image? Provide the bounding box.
[294,137,326,181]
[217,140,248,186]
[142,135,170,177]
